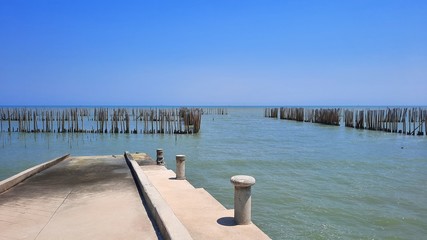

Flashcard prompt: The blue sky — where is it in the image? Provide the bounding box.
[0,0,426,106]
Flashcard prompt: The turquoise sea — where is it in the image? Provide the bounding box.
[1,107,426,239]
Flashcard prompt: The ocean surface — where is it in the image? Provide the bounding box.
[1,107,426,239]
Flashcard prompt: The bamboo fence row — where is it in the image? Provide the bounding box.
[202,108,228,115]
[280,108,305,122]
[264,108,279,118]
[0,108,203,134]
[266,107,341,126]
[265,107,426,136]
[344,108,426,135]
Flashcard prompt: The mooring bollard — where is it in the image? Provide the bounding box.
[230,175,256,225]
[156,149,164,165]
[175,155,186,180]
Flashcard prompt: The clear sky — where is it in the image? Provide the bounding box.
[0,0,426,106]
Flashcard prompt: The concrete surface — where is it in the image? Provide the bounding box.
[0,155,159,240]
[125,152,192,240]
[130,154,271,240]
[0,154,69,194]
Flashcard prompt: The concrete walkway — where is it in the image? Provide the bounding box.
[0,155,159,240]
[138,164,271,240]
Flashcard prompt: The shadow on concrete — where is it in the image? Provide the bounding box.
[136,159,157,166]
[0,157,130,203]
[217,217,236,226]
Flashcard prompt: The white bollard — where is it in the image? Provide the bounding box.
[230,175,256,225]
[175,155,186,180]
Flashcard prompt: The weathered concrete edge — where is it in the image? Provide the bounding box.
[0,154,70,194]
[124,152,193,240]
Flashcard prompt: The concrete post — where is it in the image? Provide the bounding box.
[230,175,256,225]
[156,149,164,165]
[175,155,186,180]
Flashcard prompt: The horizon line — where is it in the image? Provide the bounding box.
[1,104,427,108]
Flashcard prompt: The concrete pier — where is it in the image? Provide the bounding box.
[0,153,270,240]
[126,154,270,240]
[0,155,159,240]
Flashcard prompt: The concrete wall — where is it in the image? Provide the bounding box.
[0,154,70,194]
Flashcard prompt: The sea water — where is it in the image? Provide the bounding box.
[1,107,426,239]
